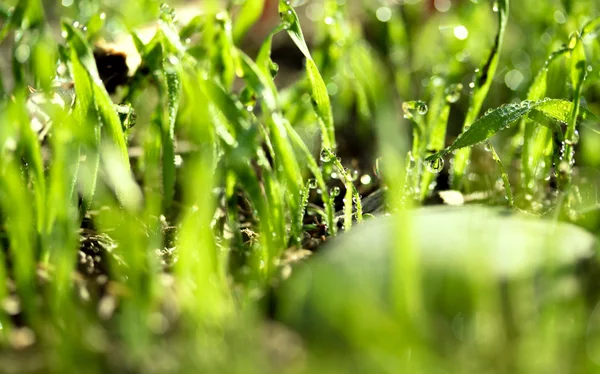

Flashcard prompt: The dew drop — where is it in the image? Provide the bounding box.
[320,148,332,162]
[492,1,499,12]
[331,186,341,197]
[402,100,428,119]
[444,83,463,103]
[269,62,279,77]
[484,142,492,152]
[360,174,372,185]
[279,7,295,29]
[308,178,318,189]
[426,157,444,173]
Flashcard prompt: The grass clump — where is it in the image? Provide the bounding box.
[0,0,599,372]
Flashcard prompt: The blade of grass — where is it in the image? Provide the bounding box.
[426,99,597,162]
[452,0,509,190]
[63,22,130,171]
[232,0,266,45]
[279,0,335,151]
[559,32,587,191]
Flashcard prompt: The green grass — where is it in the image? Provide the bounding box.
[0,0,600,372]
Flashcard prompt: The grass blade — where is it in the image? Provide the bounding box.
[426,99,598,162]
[279,0,335,150]
[232,0,266,44]
[559,32,587,190]
[63,22,130,170]
[452,0,509,189]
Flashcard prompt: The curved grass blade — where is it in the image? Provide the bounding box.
[279,0,311,59]
[278,0,335,150]
[426,99,598,161]
[582,16,600,37]
[518,48,568,198]
[233,0,266,44]
[256,24,286,77]
[63,22,130,169]
[452,0,509,189]
[559,32,587,190]
[69,44,99,211]
[239,53,277,111]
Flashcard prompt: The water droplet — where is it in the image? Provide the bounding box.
[469,82,475,89]
[308,179,318,189]
[269,62,279,77]
[360,174,372,185]
[331,186,341,197]
[426,157,444,173]
[344,168,358,182]
[492,1,499,12]
[279,7,295,29]
[402,100,428,119]
[320,148,332,162]
[484,142,492,152]
[444,83,463,103]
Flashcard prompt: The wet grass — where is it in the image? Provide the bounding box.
[0,0,599,372]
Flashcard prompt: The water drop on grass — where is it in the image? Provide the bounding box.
[402,100,428,119]
[269,62,279,77]
[320,148,332,162]
[426,157,444,173]
[573,130,580,145]
[308,179,318,189]
[331,186,341,197]
[444,83,463,103]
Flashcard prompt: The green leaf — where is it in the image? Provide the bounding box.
[306,59,335,149]
[278,0,311,59]
[160,60,181,210]
[452,0,509,189]
[63,21,130,212]
[239,52,278,111]
[582,16,600,37]
[426,99,598,161]
[233,0,266,44]
[518,48,568,197]
[279,0,335,150]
